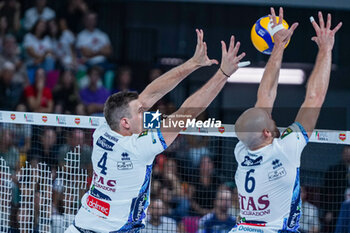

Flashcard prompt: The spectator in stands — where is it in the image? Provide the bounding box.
[0,128,19,172]
[197,188,236,233]
[53,69,84,115]
[23,0,56,31]
[335,200,350,233]
[0,62,23,110]
[321,146,350,232]
[23,19,56,72]
[76,12,112,67]
[79,66,110,115]
[0,34,28,85]
[112,66,135,94]
[57,129,92,169]
[24,68,54,113]
[299,186,320,233]
[228,187,240,217]
[0,0,20,34]
[162,158,192,221]
[29,128,58,167]
[60,0,89,34]
[143,199,178,233]
[48,19,76,69]
[191,156,220,216]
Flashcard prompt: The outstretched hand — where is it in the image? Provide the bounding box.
[220,36,246,77]
[269,7,298,47]
[191,29,219,67]
[310,11,342,52]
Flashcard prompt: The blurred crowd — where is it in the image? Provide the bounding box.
[0,0,349,232]
[0,0,160,117]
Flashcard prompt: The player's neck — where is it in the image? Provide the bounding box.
[115,128,132,137]
[249,137,273,151]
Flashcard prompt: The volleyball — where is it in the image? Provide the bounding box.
[251,16,289,55]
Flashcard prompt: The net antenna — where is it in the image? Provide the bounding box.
[0,158,12,232]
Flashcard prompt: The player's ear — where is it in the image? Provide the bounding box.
[120,118,130,130]
[262,128,272,138]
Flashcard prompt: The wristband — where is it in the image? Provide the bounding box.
[220,67,230,78]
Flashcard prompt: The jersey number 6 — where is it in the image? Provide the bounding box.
[97,152,108,175]
[245,169,255,193]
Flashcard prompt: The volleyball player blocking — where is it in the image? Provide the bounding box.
[65,29,247,232]
[230,7,342,233]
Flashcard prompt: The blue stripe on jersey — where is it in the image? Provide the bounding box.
[157,128,168,150]
[282,168,301,231]
[255,17,273,55]
[114,164,153,232]
[294,122,309,143]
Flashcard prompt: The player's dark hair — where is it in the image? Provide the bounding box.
[104,91,139,131]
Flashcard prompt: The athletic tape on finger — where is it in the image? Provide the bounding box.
[267,23,285,36]
[310,16,315,23]
[238,61,251,68]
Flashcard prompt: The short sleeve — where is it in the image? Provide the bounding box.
[278,122,309,164]
[124,129,167,164]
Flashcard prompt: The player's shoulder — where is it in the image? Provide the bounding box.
[279,122,309,143]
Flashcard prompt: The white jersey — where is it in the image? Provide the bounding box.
[74,122,167,232]
[232,122,308,232]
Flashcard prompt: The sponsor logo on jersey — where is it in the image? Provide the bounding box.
[143,110,161,129]
[118,152,134,170]
[104,132,119,143]
[281,127,293,139]
[96,136,114,151]
[93,171,117,192]
[237,226,264,233]
[117,161,133,170]
[268,167,287,181]
[138,130,148,138]
[239,194,270,217]
[241,156,263,167]
[272,159,282,169]
[90,185,112,201]
[87,195,110,216]
[339,133,346,142]
[56,116,66,125]
[24,114,34,122]
[89,117,99,126]
[10,113,16,120]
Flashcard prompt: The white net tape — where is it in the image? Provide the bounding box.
[0,158,12,232]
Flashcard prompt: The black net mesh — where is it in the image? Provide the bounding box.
[0,121,349,232]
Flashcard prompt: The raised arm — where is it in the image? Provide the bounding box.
[295,12,342,138]
[139,29,218,110]
[162,36,246,146]
[255,7,298,114]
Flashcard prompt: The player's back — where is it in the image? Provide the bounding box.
[73,122,167,233]
[233,122,308,232]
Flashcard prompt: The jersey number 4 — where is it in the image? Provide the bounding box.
[97,152,108,175]
[245,169,255,193]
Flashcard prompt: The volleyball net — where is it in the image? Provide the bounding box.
[0,110,349,232]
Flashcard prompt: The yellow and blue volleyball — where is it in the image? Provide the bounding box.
[251,16,289,55]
